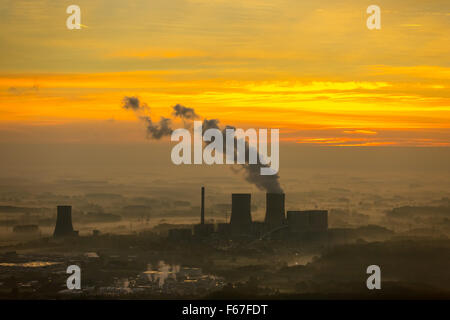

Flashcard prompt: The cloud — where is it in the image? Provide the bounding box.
[343,130,378,135]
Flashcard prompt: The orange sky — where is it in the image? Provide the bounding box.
[0,0,449,146]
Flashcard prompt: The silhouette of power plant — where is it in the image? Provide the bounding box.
[53,187,328,242]
[169,187,328,241]
[53,205,78,237]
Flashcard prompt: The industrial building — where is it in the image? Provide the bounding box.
[168,228,192,241]
[193,223,214,238]
[287,210,328,233]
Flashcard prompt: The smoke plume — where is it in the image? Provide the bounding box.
[140,116,173,139]
[202,122,283,193]
[172,104,199,120]
[122,96,283,193]
[122,96,173,139]
[122,96,142,111]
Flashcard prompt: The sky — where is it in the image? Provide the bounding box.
[0,0,449,146]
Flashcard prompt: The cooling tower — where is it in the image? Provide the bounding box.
[53,205,75,237]
[230,193,252,235]
[265,193,285,229]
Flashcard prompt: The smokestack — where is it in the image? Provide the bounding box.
[265,193,285,229]
[230,193,252,235]
[53,205,75,237]
[201,186,205,225]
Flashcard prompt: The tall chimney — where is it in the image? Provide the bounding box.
[265,193,285,230]
[230,193,252,235]
[53,205,75,237]
[201,186,205,225]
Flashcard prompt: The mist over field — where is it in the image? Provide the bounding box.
[1,143,449,243]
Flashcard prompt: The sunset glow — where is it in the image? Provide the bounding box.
[1,0,449,146]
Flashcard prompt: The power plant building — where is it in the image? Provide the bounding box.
[287,210,328,233]
[13,224,39,234]
[217,223,231,236]
[167,188,328,242]
[194,223,214,237]
[286,211,310,233]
